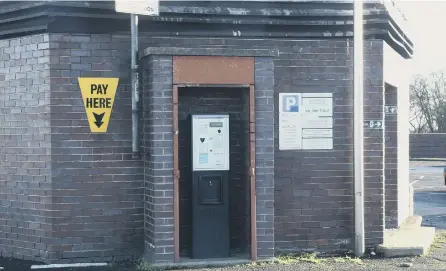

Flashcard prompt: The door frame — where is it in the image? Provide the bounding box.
[171,56,257,262]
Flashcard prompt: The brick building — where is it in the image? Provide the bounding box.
[0,0,413,265]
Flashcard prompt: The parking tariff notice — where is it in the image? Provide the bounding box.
[78,77,119,133]
[279,92,333,150]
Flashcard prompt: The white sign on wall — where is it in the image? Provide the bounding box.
[279,93,333,150]
[115,0,159,16]
[385,106,397,114]
[364,120,383,129]
[279,93,302,150]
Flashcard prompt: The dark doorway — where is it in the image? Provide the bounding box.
[178,86,251,258]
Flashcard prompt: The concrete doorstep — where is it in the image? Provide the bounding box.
[151,257,276,269]
[376,216,436,257]
[30,263,108,269]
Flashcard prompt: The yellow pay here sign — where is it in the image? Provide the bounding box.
[78,78,119,133]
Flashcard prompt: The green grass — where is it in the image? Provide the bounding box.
[341,256,363,265]
[245,261,270,268]
[275,255,299,265]
[431,232,446,250]
[426,231,446,256]
[273,252,364,266]
[296,253,326,264]
[275,253,325,265]
[135,260,165,271]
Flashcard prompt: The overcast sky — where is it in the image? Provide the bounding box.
[398,1,445,77]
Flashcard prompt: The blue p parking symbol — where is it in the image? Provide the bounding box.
[282,95,299,112]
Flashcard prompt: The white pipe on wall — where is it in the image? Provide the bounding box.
[353,0,365,257]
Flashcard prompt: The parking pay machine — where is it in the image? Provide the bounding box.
[190,114,230,259]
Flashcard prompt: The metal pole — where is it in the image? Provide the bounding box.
[353,0,365,257]
[131,14,140,158]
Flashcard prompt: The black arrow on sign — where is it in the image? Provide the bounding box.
[93,112,105,128]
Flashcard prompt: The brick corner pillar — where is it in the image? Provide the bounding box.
[363,40,385,247]
[254,57,275,258]
[142,54,175,263]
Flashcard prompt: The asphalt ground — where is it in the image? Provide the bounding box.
[411,160,446,229]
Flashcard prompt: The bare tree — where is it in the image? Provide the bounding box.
[409,70,446,133]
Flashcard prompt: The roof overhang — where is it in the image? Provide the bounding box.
[0,0,413,59]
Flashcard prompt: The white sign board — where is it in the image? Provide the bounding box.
[302,129,333,138]
[302,138,333,150]
[115,0,159,16]
[192,115,230,171]
[364,120,383,129]
[279,93,302,150]
[279,93,333,150]
[385,106,397,114]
